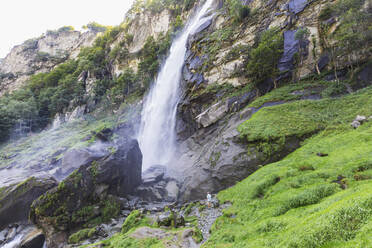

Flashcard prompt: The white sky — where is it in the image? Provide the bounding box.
[0,0,135,58]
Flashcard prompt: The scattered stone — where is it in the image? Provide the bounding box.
[0,229,7,244]
[332,175,347,190]
[351,115,369,128]
[6,227,17,241]
[355,115,367,123]
[351,120,361,129]
[316,152,328,157]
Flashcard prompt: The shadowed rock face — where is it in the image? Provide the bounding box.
[288,0,308,14]
[0,177,57,230]
[176,105,303,202]
[30,138,142,248]
[278,30,299,72]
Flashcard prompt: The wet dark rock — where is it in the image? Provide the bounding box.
[0,229,7,244]
[6,227,17,241]
[176,100,199,140]
[0,177,57,230]
[356,63,372,89]
[322,17,336,26]
[20,228,45,248]
[258,78,275,95]
[189,56,203,70]
[288,0,308,14]
[30,138,142,248]
[278,30,300,72]
[324,69,347,81]
[227,91,256,112]
[93,128,113,142]
[182,65,193,82]
[193,19,212,36]
[316,54,330,72]
[182,65,205,87]
[188,19,213,46]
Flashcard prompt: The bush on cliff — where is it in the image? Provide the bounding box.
[227,0,251,22]
[246,28,283,90]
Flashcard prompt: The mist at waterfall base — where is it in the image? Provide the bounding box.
[138,0,215,170]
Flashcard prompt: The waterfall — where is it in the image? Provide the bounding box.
[138,0,215,169]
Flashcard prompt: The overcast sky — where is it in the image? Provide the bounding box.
[0,0,135,58]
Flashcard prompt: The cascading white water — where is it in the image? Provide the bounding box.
[138,0,215,169]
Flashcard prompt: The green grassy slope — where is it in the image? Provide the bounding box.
[203,87,372,247]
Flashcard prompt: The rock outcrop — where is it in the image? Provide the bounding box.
[30,138,142,247]
[175,104,303,201]
[0,177,57,230]
[0,29,99,95]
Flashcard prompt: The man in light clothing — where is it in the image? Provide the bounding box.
[207,192,212,208]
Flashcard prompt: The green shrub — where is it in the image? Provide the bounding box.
[83,22,107,32]
[193,227,204,243]
[102,198,120,222]
[226,0,251,22]
[121,210,143,234]
[68,227,96,244]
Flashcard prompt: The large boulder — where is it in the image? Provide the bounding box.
[30,138,142,248]
[20,228,45,248]
[0,177,57,230]
[56,148,106,180]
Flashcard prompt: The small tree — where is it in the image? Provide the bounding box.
[228,0,251,23]
[247,28,284,91]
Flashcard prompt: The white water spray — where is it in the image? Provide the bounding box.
[139,0,215,169]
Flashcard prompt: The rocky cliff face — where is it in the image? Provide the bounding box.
[174,0,372,200]
[0,29,98,95]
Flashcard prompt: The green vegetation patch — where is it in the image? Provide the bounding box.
[68,227,97,244]
[238,87,372,142]
[203,102,372,247]
[121,210,151,234]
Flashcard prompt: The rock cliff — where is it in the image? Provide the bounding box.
[0,29,99,95]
